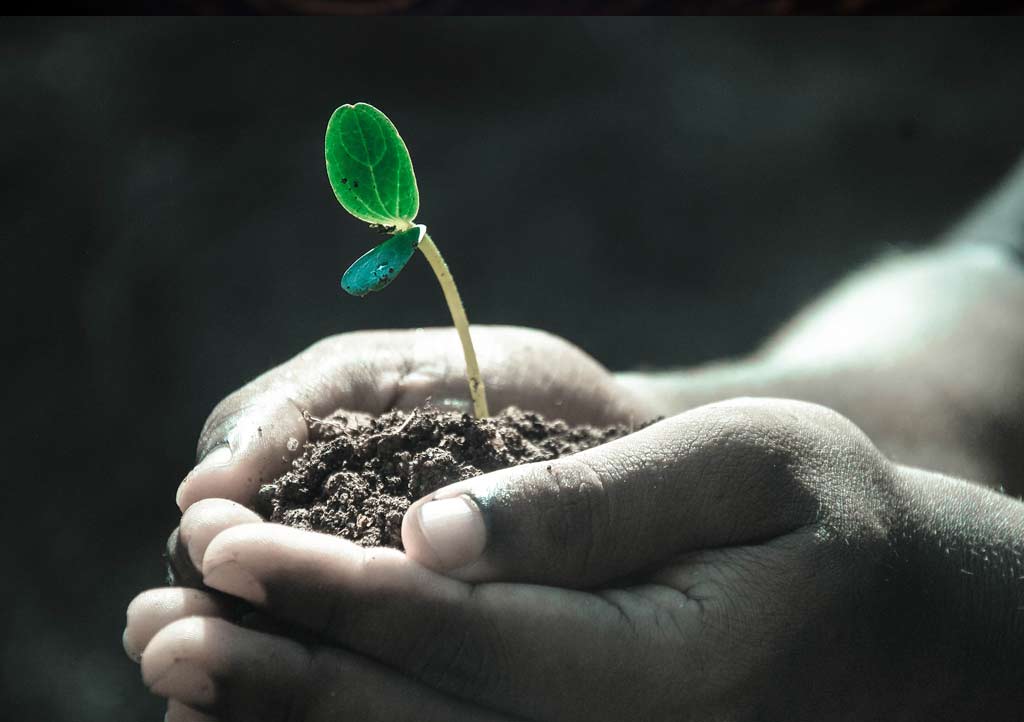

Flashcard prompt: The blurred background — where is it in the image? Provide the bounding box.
[3,18,1024,720]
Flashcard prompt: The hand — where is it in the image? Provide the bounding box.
[173,325,654,512]
[126,397,1024,721]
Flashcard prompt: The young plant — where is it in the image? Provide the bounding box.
[325,102,490,418]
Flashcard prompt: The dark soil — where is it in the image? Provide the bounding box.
[255,405,636,549]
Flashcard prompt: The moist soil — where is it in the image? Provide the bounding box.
[255,405,636,549]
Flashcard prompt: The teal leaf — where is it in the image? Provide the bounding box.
[341,225,425,297]
[326,103,419,227]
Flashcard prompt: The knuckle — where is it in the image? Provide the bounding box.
[306,329,402,359]
[703,400,803,478]
[712,399,897,541]
[503,325,566,346]
[296,332,368,376]
[304,331,357,356]
[700,398,787,450]
[506,326,588,360]
[697,399,856,521]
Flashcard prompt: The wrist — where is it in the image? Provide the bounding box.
[613,355,779,416]
[617,348,1017,489]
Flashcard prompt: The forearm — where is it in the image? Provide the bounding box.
[940,155,1024,260]
[619,157,1024,488]
[618,244,1024,489]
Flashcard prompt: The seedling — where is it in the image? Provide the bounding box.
[325,102,489,418]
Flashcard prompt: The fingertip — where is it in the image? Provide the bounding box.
[200,523,265,576]
[123,625,141,663]
[402,494,486,574]
[179,394,309,511]
[200,521,336,575]
[175,446,239,513]
[199,524,274,603]
[180,499,264,570]
[124,588,228,664]
[401,499,442,570]
[141,617,217,703]
[140,616,197,683]
[124,591,154,662]
[200,523,393,602]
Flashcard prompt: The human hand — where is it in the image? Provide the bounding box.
[173,325,654,513]
[127,397,1024,721]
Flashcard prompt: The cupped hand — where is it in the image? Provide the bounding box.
[128,397,955,721]
[173,325,655,512]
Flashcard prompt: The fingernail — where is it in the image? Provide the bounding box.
[202,560,267,605]
[122,625,141,663]
[147,662,216,707]
[417,495,486,571]
[177,445,232,509]
[123,597,144,662]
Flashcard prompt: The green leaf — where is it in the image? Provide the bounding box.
[341,225,425,297]
[325,103,419,227]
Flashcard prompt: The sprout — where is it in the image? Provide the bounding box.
[325,102,489,418]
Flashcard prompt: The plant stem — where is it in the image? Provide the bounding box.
[417,232,490,418]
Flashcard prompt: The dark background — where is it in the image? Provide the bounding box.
[3,19,1023,721]
[57,1,1024,16]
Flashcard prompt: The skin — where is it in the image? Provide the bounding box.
[126,161,1024,721]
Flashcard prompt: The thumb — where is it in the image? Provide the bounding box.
[402,398,817,587]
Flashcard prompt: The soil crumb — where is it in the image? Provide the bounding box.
[256,406,636,549]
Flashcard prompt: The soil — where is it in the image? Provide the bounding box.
[255,405,636,549]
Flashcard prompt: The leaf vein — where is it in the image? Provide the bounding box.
[353,109,390,219]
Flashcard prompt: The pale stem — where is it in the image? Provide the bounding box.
[417,232,490,418]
